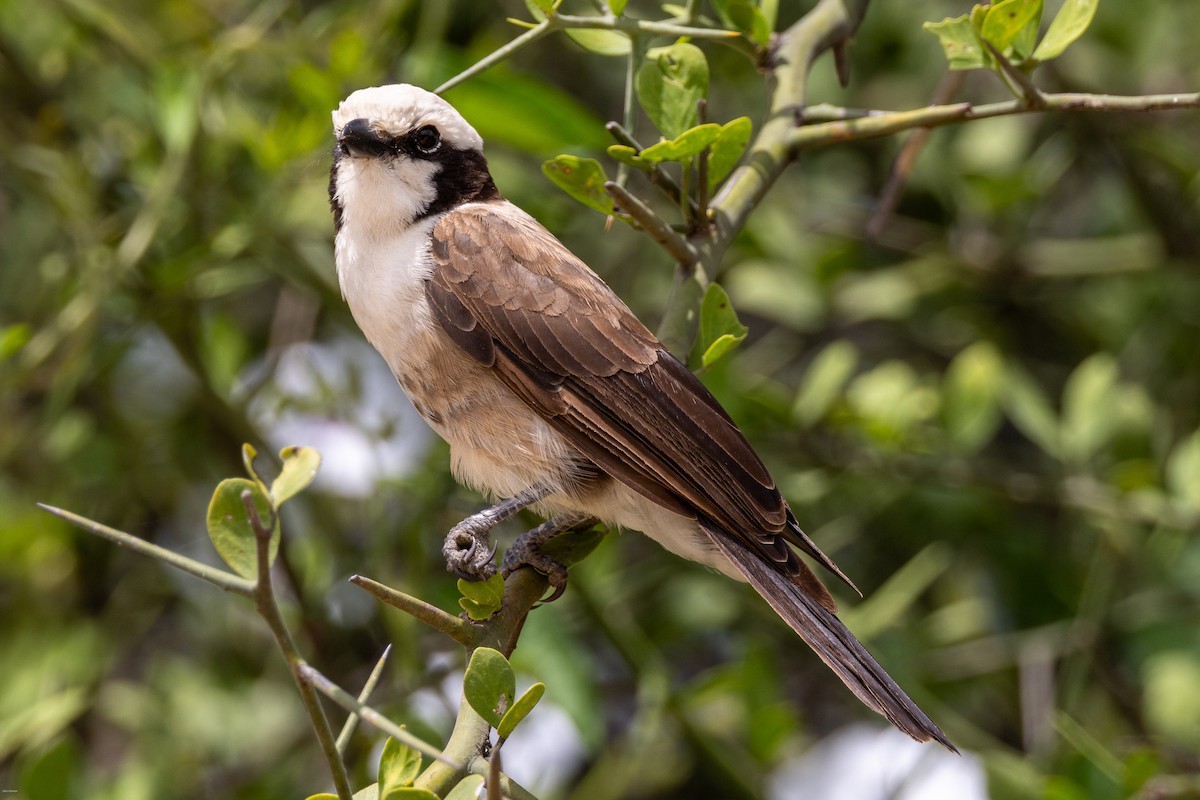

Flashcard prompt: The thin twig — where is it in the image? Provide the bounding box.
[983,40,1045,108]
[336,644,393,755]
[605,181,701,266]
[350,574,478,646]
[37,503,255,596]
[787,91,1200,153]
[241,490,352,800]
[299,664,459,767]
[435,14,738,94]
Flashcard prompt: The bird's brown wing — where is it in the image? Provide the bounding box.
[425,202,841,609]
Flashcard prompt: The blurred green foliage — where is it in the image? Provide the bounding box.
[2,0,1199,798]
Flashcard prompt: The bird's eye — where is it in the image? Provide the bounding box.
[413,125,441,154]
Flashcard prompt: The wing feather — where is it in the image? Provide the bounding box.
[425,202,844,593]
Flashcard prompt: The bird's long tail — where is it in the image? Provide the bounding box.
[700,520,957,751]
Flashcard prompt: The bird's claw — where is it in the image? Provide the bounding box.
[443,525,497,582]
[501,537,568,604]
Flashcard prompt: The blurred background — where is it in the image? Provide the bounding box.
[2,0,1199,798]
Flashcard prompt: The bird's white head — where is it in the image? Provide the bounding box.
[329,84,496,235]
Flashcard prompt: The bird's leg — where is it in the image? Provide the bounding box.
[442,485,554,581]
[501,513,596,603]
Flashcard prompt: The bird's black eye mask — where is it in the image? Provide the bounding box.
[338,119,444,160]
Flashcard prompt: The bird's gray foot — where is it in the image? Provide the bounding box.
[501,513,591,603]
[442,486,553,581]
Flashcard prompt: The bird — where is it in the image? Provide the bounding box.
[328,83,953,750]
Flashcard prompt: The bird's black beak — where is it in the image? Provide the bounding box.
[338,117,391,158]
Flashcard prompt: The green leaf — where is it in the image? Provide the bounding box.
[941,341,1004,451]
[636,42,709,139]
[707,116,752,191]
[523,0,628,55]
[542,156,614,215]
[640,123,721,164]
[607,144,651,170]
[445,775,486,800]
[1166,428,1200,515]
[1031,0,1098,61]
[980,0,1042,54]
[608,0,627,15]
[1011,0,1042,59]
[458,573,505,620]
[383,790,439,800]
[691,282,748,369]
[701,334,745,369]
[497,681,545,740]
[379,737,422,795]
[305,795,340,800]
[923,14,988,70]
[793,341,858,426]
[206,478,278,579]
[463,647,516,728]
[271,445,321,505]
[1001,363,1061,459]
[711,0,771,45]
[1060,353,1118,464]
[567,28,631,56]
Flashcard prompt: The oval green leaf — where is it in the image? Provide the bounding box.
[463,647,515,728]
[271,445,321,505]
[607,144,651,170]
[379,737,422,794]
[640,123,721,164]
[707,116,752,191]
[206,478,279,579]
[457,573,505,621]
[445,775,486,800]
[542,156,614,216]
[692,282,749,369]
[712,0,771,45]
[497,681,545,740]
[1031,0,1098,61]
[923,15,988,71]
[383,790,439,800]
[980,0,1042,54]
[636,42,709,139]
[701,333,746,369]
[567,28,631,57]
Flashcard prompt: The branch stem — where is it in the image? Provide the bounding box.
[37,503,255,596]
[299,664,458,766]
[605,181,701,266]
[243,491,352,800]
[350,574,478,646]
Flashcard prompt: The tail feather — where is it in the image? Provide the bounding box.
[701,520,956,752]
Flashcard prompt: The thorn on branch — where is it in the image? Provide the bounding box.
[832,39,851,87]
